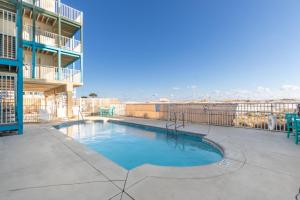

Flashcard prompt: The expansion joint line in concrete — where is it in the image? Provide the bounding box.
[125,176,149,191]
[120,171,135,200]
[107,171,136,200]
[46,129,125,191]
[8,180,118,192]
[107,191,122,200]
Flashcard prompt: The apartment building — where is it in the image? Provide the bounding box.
[0,0,83,133]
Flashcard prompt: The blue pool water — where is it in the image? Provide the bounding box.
[57,121,223,170]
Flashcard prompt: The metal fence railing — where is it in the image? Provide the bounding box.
[24,92,67,123]
[124,103,300,132]
[22,99,300,132]
[0,73,17,125]
[24,105,57,123]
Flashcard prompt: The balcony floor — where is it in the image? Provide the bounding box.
[24,78,82,92]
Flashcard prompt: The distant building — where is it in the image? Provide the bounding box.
[159,98,170,103]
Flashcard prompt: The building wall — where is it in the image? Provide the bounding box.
[23,16,55,32]
[24,50,56,66]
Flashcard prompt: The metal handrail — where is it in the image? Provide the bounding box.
[78,110,84,120]
[166,112,177,129]
[175,112,185,131]
[166,112,186,132]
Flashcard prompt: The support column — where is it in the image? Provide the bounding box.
[32,46,36,78]
[80,14,83,53]
[57,0,62,80]
[16,0,24,134]
[80,56,83,83]
[57,0,62,81]
[32,0,36,78]
[72,63,75,82]
[80,15,83,83]
[57,50,61,80]
[58,0,61,47]
[66,83,73,118]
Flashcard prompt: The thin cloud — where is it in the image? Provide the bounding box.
[280,85,300,91]
[205,85,300,100]
[187,85,198,89]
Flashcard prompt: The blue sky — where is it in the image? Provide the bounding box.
[65,0,300,101]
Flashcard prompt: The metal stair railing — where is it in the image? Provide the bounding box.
[166,112,186,132]
[78,106,84,121]
[175,112,185,131]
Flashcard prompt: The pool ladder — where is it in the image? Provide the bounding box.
[166,112,185,133]
[78,109,84,121]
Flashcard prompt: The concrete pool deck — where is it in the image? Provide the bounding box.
[0,117,300,200]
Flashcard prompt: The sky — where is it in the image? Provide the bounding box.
[64,0,300,101]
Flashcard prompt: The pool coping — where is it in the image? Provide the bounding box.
[54,118,225,158]
[53,118,246,183]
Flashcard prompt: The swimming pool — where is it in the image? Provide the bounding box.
[57,120,223,170]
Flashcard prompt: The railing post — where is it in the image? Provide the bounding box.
[72,63,75,82]
[182,112,185,127]
[174,112,177,125]
[58,0,61,48]
[72,36,75,51]
[80,13,83,83]
[16,0,24,134]
[31,0,36,78]
[57,50,61,80]
[38,64,41,79]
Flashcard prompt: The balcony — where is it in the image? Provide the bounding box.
[23,25,81,53]
[23,64,82,83]
[23,0,82,24]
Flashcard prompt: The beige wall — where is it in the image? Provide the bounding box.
[125,104,165,119]
[24,50,56,66]
[23,50,32,64]
[23,16,56,32]
[125,103,238,125]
